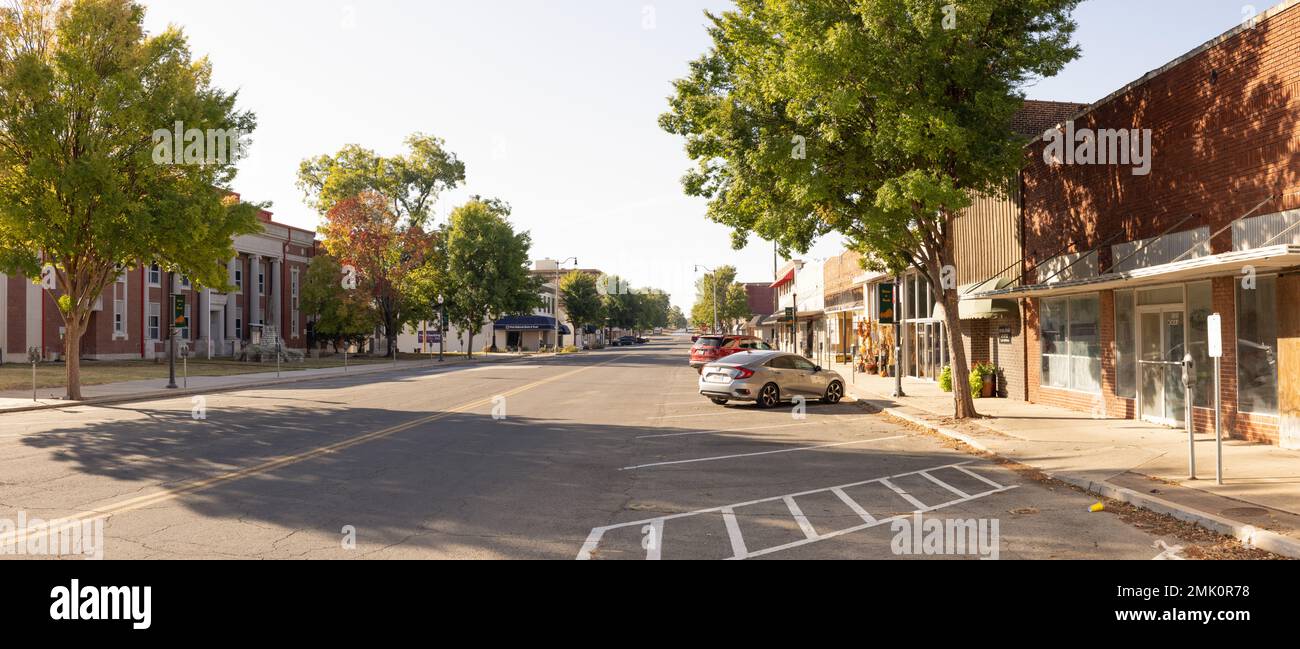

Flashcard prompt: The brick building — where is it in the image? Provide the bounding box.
[0,206,315,364]
[974,0,1300,448]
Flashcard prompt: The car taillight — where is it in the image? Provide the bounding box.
[732,368,755,379]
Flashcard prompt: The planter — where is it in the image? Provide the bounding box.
[981,375,995,398]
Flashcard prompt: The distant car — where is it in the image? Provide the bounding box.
[698,350,845,408]
[619,335,637,346]
[689,334,765,373]
[636,336,649,344]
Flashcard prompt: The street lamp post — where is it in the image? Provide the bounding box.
[554,257,578,349]
[437,294,445,362]
[694,265,719,333]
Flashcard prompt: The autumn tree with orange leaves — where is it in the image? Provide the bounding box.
[320,192,435,358]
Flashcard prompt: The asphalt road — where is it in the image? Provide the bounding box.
[0,337,1208,560]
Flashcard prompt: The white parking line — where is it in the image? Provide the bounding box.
[879,478,930,511]
[919,471,971,499]
[619,436,906,471]
[635,417,875,440]
[577,461,1018,560]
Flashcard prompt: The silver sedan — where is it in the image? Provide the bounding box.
[697,350,846,408]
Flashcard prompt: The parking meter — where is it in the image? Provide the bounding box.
[1182,354,1195,391]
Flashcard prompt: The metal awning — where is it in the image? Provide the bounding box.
[970,245,1300,299]
[956,277,1019,320]
[494,315,559,331]
[770,268,796,288]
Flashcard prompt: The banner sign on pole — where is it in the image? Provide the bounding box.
[1207,313,1222,358]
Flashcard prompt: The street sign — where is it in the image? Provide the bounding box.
[878,283,896,325]
[172,295,188,329]
[784,307,796,322]
[1207,313,1222,358]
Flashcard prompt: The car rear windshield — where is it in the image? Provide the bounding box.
[695,337,724,348]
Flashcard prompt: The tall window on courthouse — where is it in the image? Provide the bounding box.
[1236,276,1278,415]
[1041,295,1101,392]
[1115,291,1136,398]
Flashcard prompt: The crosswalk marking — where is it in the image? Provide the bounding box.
[576,461,1017,560]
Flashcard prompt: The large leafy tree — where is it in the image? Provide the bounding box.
[0,0,261,399]
[319,192,433,357]
[661,0,1080,418]
[442,198,542,358]
[297,133,465,230]
[301,252,377,352]
[690,265,749,332]
[558,270,603,346]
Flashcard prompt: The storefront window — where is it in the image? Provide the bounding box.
[1236,276,1278,415]
[1186,282,1213,408]
[1115,291,1136,398]
[1041,295,1101,392]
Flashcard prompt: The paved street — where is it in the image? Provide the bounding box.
[0,337,1233,560]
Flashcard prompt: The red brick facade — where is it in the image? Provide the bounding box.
[1016,2,1300,445]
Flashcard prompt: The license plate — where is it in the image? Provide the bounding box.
[705,374,729,383]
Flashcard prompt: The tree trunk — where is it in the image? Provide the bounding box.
[466,330,475,359]
[64,316,84,401]
[935,271,978,420]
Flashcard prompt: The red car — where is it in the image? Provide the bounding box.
[689,335,772,373]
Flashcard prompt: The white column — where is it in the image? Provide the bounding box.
[225,256,238,348]
[269,259,282,335]
[249,256,262,332]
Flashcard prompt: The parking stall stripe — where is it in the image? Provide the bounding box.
[919,471,971,499]
[722,508,749,560]
[832,487,878,525]
[619,436,907,471]
[577,461,1017,560]
[635,416,875,440]
[879,478,930,512]
[953,465,1005,490]
[784,496,819,540]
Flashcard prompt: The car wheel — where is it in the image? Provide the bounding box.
[823,381,844,405]
[757,383,781,409]
[710,397,728,406]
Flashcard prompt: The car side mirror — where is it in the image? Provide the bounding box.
[814,366,822,373]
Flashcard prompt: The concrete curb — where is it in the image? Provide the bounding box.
[0,354,527,416]
[851,391,1300,559]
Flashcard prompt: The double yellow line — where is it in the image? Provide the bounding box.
[0,355,629,550]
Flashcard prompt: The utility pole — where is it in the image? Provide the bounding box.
[438,294,445,362]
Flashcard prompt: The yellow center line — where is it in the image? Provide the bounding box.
[0,355,631,547]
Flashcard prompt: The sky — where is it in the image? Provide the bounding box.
[139,0,1286,311]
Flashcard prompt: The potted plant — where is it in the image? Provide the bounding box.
[969,362,997,398]
[939,365,953,393]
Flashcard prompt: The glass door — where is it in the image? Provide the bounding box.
[1138,308,1186,426]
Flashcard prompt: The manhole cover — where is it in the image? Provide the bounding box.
[1221,507,1270,518]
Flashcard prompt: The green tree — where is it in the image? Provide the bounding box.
[297,133,465,229]
[301,253,377,352]
[559,271,603,347]
[691,265,750,332]
[661,0,1080,418]
[0,0,261,399]
[667,305,689,330]
[443,198,542,357]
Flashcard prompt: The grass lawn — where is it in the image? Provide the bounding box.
[0,354,427,392]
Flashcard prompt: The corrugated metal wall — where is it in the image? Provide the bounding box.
[1111,227,1210,272]
[954,182,1021,286]
[1234,209,1300,250]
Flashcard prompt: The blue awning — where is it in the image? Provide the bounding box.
[494,315,559,331]
[559,324,572,335]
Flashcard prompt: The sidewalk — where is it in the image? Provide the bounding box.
[830,360,1300,557]
[0,352,551,415]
